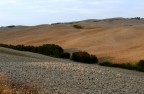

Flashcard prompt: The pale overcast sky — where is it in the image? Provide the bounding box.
[0,0,144,26]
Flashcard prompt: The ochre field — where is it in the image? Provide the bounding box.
[0,18,144,63]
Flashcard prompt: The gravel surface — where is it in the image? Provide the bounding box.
[0,47,144,94]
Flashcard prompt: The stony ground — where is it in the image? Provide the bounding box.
[0,47,144,94]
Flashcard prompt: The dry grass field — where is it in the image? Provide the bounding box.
[0,18,144,63]
[0,72,41,94]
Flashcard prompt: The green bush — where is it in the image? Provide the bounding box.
[137,60,144,67]
[60,52,70,59]
[71,51,98,63]
[37,44,63,57]
[73,25,83,29]
[99,61,144,72]
[99,62,112,66]
[89,55,98,63]
[136,60,144,71]
[0,44,64,58]
[100,62,135,69]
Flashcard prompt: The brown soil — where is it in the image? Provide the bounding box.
[0,19,144,63]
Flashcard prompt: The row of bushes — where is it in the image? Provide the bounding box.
[0,44,98,64]
[0,44,64,58]
[72,51,98,63]
[99,60,144,72]
[0,43,143,72]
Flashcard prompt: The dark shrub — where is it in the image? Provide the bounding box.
[137,60,144,67]
[15,45,25,51]
[73,25,83,29]
[51,23,62,25]
[136,60,144,71]
[60,52,70,59]
[99,62,112,66]
[7,25,16,28]
[99,62,142,71]
[37,44,63,58]
[72,51,98,63]
[89,55,98,63]
[72,51,89,62]
[0,44,64,58]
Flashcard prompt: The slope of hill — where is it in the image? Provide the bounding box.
[0,18,144,63]
[0,47,144,94]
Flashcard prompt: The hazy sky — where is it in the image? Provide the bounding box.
[0,0,144,26]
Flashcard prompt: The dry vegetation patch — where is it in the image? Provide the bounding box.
[0,72,42,94]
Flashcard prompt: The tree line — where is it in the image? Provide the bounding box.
[0,44,98,63]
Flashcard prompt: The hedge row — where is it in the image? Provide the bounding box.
[0,44,64,58]
[72,51,98,63]
[99,60,144,72]
[0,43,144,72]
[0,44,98,63]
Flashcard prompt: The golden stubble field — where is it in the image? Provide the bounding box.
[0,18,144,63]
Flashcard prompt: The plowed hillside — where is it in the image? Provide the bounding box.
[0,18,144,63]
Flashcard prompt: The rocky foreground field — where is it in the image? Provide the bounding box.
[0,47,144,94]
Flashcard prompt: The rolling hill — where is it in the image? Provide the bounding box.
[0,18,144,63]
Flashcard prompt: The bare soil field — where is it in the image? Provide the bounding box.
[0,18,144,63]
[0,47,144,94]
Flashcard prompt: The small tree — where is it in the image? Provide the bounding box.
[60,52,70,59]
[72,51,98,63]
[73,25,83,29]
[137,60,144,70]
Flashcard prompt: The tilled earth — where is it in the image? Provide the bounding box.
[0,47,144,94]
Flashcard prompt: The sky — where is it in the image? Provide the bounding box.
[0,0,144,26]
